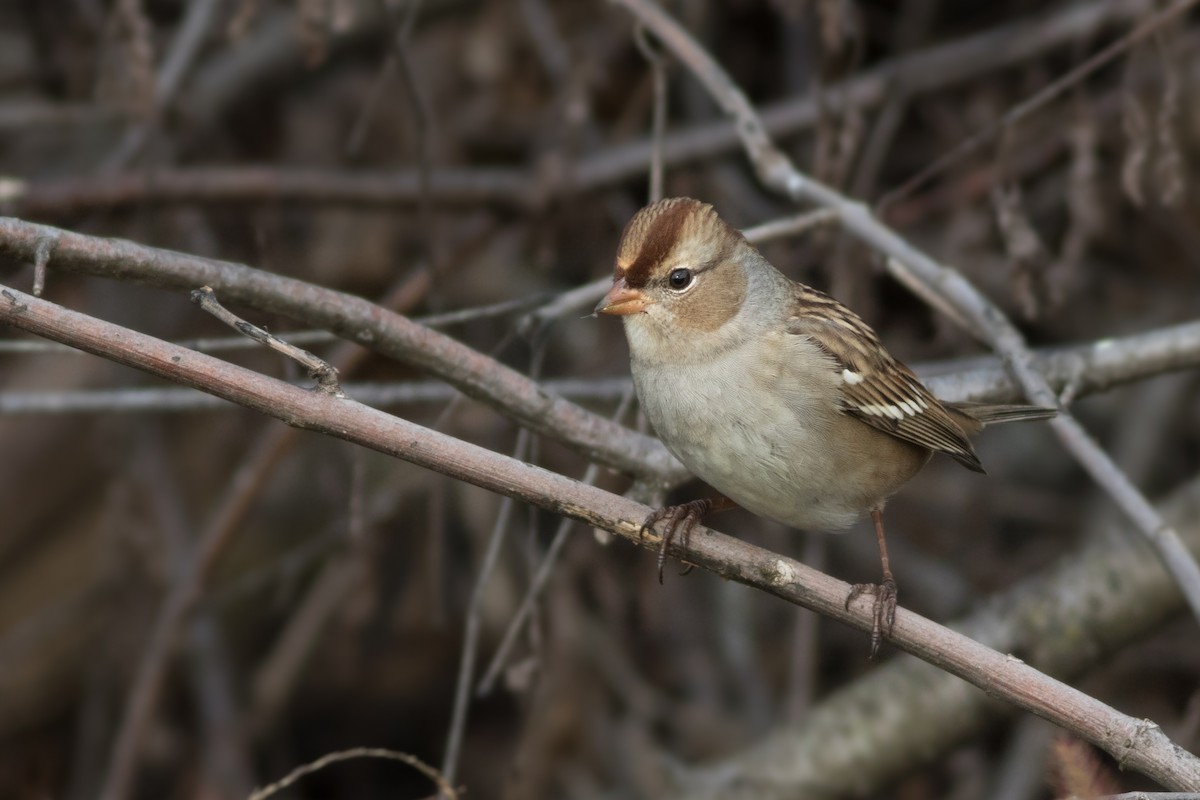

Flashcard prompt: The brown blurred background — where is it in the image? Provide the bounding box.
[0,1,1198,798]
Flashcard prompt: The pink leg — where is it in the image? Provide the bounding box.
[844,508,898,658]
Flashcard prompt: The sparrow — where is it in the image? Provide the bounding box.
[595,197,1055,656]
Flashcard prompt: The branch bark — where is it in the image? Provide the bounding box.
[2,283,1198,791]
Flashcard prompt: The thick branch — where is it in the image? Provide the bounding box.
[919,320,1200,404]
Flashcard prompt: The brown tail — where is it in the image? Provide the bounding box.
[948,402,1058,427]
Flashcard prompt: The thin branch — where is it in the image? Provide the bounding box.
[519,0,571,84]
[248,747,457,800]
[440,431,529,787]
[476,387,636,697]
[135,432,256,797]
[191,286,343,394]
[346,0,428,157]
[635,24,669,203]
[741,207,838,242]
[0,293,550,354]
[475,463,596,697]
[919,319,1200,404]
[383,0,440,270]
[580,0,1158,191]
[32,233,56,298]
[2,284,1198,791]
[248,556,361,732]
[103,0,224,170]
[610,0,1200,650]
[6,166,531,215]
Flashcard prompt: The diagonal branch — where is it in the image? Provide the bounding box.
[2,282,1199,790]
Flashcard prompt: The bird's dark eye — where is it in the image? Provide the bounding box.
[667,268,693,290]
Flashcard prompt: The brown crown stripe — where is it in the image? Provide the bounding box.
[617,198,698,288]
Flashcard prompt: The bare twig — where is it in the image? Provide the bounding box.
[635,25,669,203]
[248,747,458,800]
[575,0,1157,196]
[0,101,121,131]
[610,0,1200,645]
[0,293,549,354]
[383,0,440,270]
[190,286,343,395]
[136,429,256,797]
[919,320,1200,404]
[95,437,293,800]
[244,275,441,740]
[519,0,571,84]
[6,166,531,215]
[346,0,429,157]
[844,0,938,203]
[476,387,637,697]
[741,208,838,243]
[104,0,224,170]
[32,233,57,298]
[249,557,361,731]
[516,278,611,337]
[2,284,1199,790]
[440,431,529,787]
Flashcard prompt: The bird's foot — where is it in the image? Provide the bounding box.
[845,577,897,659]
[640,499,713,584]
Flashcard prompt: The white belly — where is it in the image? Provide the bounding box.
[632,350,868,531]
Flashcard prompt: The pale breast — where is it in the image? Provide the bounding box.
[631,334,929,531]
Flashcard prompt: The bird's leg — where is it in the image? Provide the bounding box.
[640,496,737,584]
[845,508,898,658]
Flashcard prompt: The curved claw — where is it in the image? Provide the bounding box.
[640,499,712,584]
[846,579,898,659]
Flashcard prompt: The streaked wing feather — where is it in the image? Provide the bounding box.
[786,285,984,472]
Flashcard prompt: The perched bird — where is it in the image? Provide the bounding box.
[595,197,1054,655]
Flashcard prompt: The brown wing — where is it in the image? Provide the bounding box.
[786,284,984,473]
